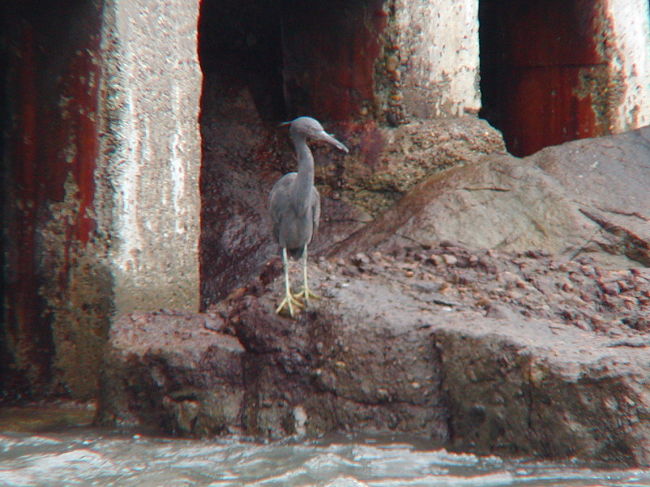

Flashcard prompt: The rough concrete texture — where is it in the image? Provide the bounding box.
[334,126,650,268]
[607,0,650,132]
[98,128,650,465]
[392,0,480,118]
[97,0,202,314]
[39,178,113,399]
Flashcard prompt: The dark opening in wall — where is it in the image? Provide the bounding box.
[479,0,610,157]
[198,0,286,122]
[197,0,385,308]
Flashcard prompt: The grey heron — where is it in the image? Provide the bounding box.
[269,117,349,317]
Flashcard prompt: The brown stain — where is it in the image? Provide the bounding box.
[282,0,387,121]
[502,66,601,156]
[67,48,100,245]
[3,1,102,398]
[481,0,611,157]
[4,19,54,393]
[357,120,385,170]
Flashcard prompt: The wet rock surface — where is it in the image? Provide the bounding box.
[99,127,650,466]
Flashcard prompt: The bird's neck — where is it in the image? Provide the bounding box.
[292,134,314,212]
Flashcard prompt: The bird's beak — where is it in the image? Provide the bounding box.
[318,130,349,153]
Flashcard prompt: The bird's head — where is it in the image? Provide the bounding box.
[282,116,349,153]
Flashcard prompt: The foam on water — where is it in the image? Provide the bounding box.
[0,431,648,487]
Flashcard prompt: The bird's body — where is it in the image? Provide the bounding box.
[269,172,320,259]
[269,116,348,317]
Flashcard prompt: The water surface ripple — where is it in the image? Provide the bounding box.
[0,432,648,487]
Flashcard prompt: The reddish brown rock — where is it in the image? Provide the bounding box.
[97,310,245,436]
[98,246,650,465]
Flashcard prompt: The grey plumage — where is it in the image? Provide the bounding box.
[269,173,320,260]
[269,116,348,316]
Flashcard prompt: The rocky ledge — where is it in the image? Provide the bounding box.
[98,126,650,466]
[98,244,650,465]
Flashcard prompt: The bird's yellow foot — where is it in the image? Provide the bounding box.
[275,292,304,318]
[295,286,320,306]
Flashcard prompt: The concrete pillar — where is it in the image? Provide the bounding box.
[393,0,481,118]
[605,0,650,132]
[2,0,201,398]
[98,0,202,314]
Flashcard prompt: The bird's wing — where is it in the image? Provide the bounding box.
[269,172,297,243]
[311,186,321,241]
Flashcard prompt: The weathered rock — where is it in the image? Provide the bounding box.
[243,256,650,464]
[98,300,449,440]
[337,117,506,215]
[97,246,650,465]
[435,318,650,465]
[97,310,245,436]
[233,293,448,439]
[97,128,650,466]
[532,127,650,266]
[199,107,500,308]
[334,126,650,268]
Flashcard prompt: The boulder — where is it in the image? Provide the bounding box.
[336,117,506,214]
[97,127,650,466]
[333,125,650,268]
[435,313,650,464]
[231,289,448,440]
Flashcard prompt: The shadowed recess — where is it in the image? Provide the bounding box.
[197,0,385,308]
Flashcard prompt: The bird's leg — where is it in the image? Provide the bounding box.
[275,247,304,317]
[296,244,320,304]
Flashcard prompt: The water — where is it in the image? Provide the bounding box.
[1,430,649,487]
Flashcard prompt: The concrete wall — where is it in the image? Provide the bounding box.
[606,0,650,132]
[2,0,202,399]
[393,0,481,118]
[2,1,107,399]
[98,0,202,315]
